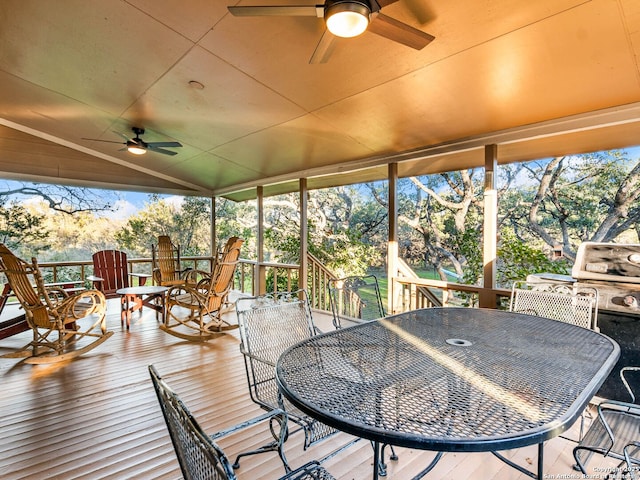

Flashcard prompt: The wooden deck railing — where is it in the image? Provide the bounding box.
[12,256,511,315]
[392,276,512,312]
[307,253,336,311]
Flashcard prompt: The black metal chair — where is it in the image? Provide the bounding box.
[327,274,385,329]
[236,290,337,451]
[148,364,335,480]
[574,367,640,475]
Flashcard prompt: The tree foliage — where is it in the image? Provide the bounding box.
[0,150,637,290]
[115,196,212,256]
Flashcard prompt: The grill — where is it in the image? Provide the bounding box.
[528,242,640,401]
[572,242,640,316]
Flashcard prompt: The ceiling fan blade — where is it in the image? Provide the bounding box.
[368,12,434,50]
[146,141,183,148]
[81,137,126,145]
[228,5,322,17]
[309,29,337,64]
[147,146,179,156]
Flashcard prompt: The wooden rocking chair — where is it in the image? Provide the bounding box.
[0,244,111,364]
[161,237,243,341]
[151,235,193,287]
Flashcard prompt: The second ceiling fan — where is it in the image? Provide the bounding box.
[228,0,435,64]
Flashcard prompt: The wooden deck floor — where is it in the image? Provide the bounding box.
[0,301,614,480]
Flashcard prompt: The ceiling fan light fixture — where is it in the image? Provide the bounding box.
[325,1,370,38]
[127,145,147,155]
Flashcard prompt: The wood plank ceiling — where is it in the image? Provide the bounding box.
[0,0,639,201]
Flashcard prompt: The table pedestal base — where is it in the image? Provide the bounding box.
[117,286,168,330]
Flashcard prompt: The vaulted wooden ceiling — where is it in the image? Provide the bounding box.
[0,0,639,201]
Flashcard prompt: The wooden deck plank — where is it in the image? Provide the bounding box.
[0,300,614,479]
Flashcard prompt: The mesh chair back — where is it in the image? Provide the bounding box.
[237,291,316,408]
[509,281,598,331]
[236,291,335,448]
[149,365,235,480]
[328,275,385,329]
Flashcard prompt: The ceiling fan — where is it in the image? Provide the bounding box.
[228,0,435,64]
[83,127,182,156]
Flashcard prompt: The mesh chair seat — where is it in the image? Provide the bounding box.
[574,367,640,474]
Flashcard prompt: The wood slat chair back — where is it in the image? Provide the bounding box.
[161,237,243,342]
[152,235,186,287]
[328,274,385,329]
[0,244,111,364]
[204,236,243,313]
[91,250,129,298]
[236,290,337,450]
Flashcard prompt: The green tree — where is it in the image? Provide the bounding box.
[0,202,50,256]
[115,196,212,256]
[500,152,640,262]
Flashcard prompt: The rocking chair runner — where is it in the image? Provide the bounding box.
[161,237,243,341]
[0,244,111,364]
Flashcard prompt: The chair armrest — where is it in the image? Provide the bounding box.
[86,275,104,284]
[239,343,276,368]
[129,273,151,286]
[279,461,336,480]
[624,442,640,479]
[621,367,640,403]
[597,399,640,414]
[209,408,287,441]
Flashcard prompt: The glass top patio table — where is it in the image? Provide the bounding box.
[275,307,620,480]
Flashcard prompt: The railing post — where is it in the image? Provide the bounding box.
[481,144,498,308]
[388,163,398,314]
[256,186,266,295]
[299,178,308,292]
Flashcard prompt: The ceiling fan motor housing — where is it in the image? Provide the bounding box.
[324,0,372,18]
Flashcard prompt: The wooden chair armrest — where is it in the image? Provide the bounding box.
[129,272,151,286]
[129,273,151,279]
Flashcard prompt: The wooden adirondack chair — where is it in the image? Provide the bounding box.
[88,249,150,298]
[0,244,111,364]
[161,237,243,341]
